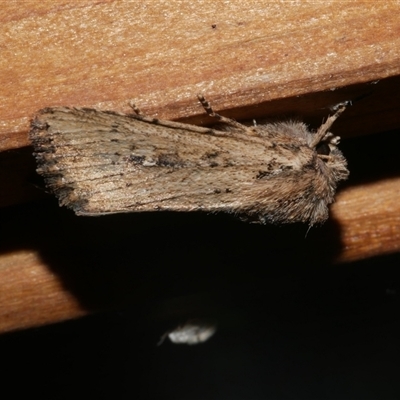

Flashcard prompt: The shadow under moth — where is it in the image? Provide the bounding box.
[30,95,349,226]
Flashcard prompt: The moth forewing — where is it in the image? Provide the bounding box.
[30,98,349,226]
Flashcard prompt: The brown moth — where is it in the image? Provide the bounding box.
[30,95,349,226]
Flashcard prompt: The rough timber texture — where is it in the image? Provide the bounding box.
[1,1,400,150]
[0,1,399,333]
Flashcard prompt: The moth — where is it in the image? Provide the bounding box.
[158,319,217,345]
[30,95,349,226]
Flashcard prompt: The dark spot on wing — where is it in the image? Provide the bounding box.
[201,151,219,159]
[256,171,270,179]
[128,155,146,164]
[280,143,301,153]
[157,153,184,167]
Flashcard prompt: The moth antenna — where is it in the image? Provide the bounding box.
[197,94,249,133]
[157,331,169,346]
[310,101,349,148]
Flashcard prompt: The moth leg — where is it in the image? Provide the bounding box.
[317,154,331,161]
[310,101,350,148]
[157,331,169,346]
[197,94,251,134]
[128,100,144,116]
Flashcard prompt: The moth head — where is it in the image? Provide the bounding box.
[315,132,349,183]
[315,132,337,157]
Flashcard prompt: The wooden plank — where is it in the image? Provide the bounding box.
[1,1,399,151]
[332,178,400,263]
[0,250,87,333]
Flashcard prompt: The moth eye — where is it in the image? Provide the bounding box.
[316,142,330,156]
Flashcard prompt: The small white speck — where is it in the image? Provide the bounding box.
[159,319,217,345]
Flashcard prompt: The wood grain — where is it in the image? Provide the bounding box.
[0,250,87,333]
[332,178,400,262]
[1,1,399,151]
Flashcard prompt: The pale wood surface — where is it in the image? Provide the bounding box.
[0,251,87,332]
[1,1,400,150]
[0,1,400,333]
[332,178,400,263]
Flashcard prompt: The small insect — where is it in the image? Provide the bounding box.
[30,95,349,226]
[158,319,217,345]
